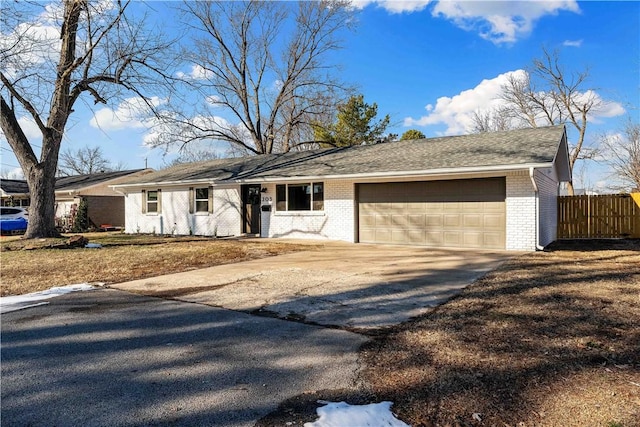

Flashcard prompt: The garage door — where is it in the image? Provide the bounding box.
[358,178,506,249]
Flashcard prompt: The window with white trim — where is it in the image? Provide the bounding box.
[275,182,324,211]
[146,190,159,213]
[195,188,209,212]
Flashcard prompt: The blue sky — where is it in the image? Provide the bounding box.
[1,0,639,191]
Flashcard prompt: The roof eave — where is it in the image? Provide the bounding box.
[112,162,555,188]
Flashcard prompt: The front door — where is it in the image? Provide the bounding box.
[242,184,261,234]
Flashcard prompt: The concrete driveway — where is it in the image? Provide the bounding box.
[113,241,515,331]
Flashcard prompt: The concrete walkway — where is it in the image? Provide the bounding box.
[113,242,515,331]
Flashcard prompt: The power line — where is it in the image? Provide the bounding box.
[1,163,21,169]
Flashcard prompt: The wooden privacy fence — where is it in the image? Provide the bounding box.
[558,193,640,239]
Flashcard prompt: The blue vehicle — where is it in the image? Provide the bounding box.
[1,207,28,234]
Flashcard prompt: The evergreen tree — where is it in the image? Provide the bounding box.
[72,198,89,233]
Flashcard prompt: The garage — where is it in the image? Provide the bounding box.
[357,177,506,249]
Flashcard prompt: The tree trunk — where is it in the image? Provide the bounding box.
[566,181,575,196]
[24,158,59,239]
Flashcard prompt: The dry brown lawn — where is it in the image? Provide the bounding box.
[0,232,309,297]
[361,240,640,427]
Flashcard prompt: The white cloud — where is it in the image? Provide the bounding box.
[563,39,583,47]
[578,91,626,122]
[176,64,214,80]
[352,0,431,13]
[404,70,626,135]
[17,117,42,140]
[4,168,25,180]
[90,97,165,131]
[205,95,222,106]
[404,70,525,135]
[432,1,580,44]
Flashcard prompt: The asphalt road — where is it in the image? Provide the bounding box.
[1,289,367,427]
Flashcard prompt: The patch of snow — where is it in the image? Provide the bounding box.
[85,243,102,248]
[0,283,101,314]
[304,401,410,427]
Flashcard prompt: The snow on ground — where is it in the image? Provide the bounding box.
[304,401,410,427]
[0,283,101,314]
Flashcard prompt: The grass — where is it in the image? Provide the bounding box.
[360,241,640,427]
[0,232,309,297]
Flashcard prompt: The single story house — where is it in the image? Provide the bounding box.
[1,169,153,229]
[112,125,571,251]
[0,179,30,207]
[54,169,154,229]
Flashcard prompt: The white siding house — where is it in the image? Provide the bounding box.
[113,125,571,251]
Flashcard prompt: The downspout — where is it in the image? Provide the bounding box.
[529,167,545,251]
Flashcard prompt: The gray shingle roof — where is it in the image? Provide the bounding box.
[55,169,147,191]
[2,170,148,196]
[0,179,29,195]
[118,125,566,186]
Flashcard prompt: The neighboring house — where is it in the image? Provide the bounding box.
[1,169,153,229]
[54,169,153,229]
[0,179,30,207]
[112,125,571,251]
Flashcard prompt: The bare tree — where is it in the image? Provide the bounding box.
[150,0,353,155]
[600,118,640,191]
[1,1,175,238]
[58,145,125,176]
[471,48,612,194]
[470,106,513,133]
[166,147,220,167]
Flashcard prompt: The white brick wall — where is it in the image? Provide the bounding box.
[261,180,356,242]
[123,186,241,237]
[506,173,537,251]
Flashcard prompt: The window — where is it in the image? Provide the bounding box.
[275,182,324,211]
[142,189,161,214]
[189,186,213,214]
[146,190,159,213]
[195,188,209,212]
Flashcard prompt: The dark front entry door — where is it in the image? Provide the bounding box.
[242,184,261,234]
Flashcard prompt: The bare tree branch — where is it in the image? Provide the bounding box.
[0,0,178,238]
[149,0,353,156]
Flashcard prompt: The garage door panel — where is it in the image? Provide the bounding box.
[359,228,376,242]
[463,232,483,247]
[443,202,462,211]
[392,215,409,227]
[425,214,442,226]
[484,214,504,229]
[360,214,376,227]
[443,232,462,246]
[463,214,482,227]
[375,229,392,243]
[425,231,444,245]
[392,230,425,244]
[375,214,391,226]
[443,214,461,227]
[408,214,427,227]
[483,233,504,248]
[358,178,505,249]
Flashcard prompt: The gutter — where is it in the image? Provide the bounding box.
[529,167,545,251]
[110,162,554,190]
